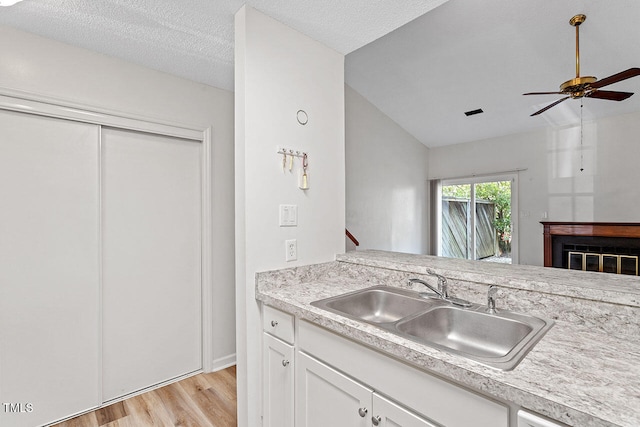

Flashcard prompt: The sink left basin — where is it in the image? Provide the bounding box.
[311,285,439,324]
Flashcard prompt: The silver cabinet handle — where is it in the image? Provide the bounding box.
[282,359,290,367]
[371,415,382,426]
[271,320,278,327]
[358,407,368,417]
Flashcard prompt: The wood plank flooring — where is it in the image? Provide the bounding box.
[52,366,237,427]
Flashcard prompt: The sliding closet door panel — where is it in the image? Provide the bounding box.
[0,110,100,427]
[102,128,202,401]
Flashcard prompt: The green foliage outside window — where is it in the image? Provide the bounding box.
[442,182,511,255]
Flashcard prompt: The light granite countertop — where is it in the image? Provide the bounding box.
[256,251,640,427]
[336,251,640,307]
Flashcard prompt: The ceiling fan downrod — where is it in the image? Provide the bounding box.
[571,14,585,78]
[560,14,596,95]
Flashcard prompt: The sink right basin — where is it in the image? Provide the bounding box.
[396,306,539,357]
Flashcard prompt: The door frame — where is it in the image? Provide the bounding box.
[436,173,519,264]
[0,90,215,374]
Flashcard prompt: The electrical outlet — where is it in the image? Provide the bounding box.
[285,239,297,262]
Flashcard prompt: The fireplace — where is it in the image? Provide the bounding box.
[541,222,640,275]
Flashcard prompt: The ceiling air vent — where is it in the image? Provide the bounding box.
[464,108,484,116]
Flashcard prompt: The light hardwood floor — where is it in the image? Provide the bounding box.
[52,366,237,427]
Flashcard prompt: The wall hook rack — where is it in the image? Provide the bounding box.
[277,147,308,159]
[277,147,310,190]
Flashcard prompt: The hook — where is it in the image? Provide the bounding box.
[299,153,309,190]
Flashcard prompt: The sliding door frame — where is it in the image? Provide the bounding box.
[0,90,215,375]
[435,173,519,264]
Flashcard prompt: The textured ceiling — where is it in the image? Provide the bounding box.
[2,0,639,147]
[346,0,640,147]
[0,0,448,91]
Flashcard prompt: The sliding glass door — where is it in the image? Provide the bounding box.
[439,175,516,264]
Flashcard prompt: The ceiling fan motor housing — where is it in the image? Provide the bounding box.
[560,76,597,97]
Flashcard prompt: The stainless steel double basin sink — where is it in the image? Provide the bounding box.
[311,285,554,370]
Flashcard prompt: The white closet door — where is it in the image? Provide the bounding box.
[0,110,100,427]
[101,128,202,401]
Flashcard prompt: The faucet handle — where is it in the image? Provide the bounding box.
[426,270,448,298]
[487,285,498,314]
[408,278,444,299]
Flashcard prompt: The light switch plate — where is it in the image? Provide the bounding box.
[279,204,297,227]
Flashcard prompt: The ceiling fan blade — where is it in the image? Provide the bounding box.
[530,96,571,116]
[591,68,640,89]
[587,90,634,101]
[523,91,565,95]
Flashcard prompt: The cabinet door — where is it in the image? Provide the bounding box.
[263,333,294,427]
[296,352,372,427]
[372,393,438,427]
[0,110,100,426]
[102,128,202,401]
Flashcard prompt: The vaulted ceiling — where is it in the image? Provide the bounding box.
[346,0,640,147]
[2,0,640,147]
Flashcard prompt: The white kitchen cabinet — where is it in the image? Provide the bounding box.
[296,352,372,427]
[260,310,507,427]
[371,393,438,427]
[298,320,508,427]
[296,352,438,427]
[262,305,576,427]
[262,333,294,427]
[0,110,101,427]
[101,128,202,401]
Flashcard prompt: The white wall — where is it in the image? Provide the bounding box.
[345,85,429,253]
[429,111,640,266]
[235,6,345,427]
[0,25,236,367]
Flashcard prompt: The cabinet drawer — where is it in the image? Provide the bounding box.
[263,305,294,344]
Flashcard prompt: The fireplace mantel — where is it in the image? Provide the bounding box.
[541,222,640,267]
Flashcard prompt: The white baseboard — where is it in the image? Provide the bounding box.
[211,354,237,372]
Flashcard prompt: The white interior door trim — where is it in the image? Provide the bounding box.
[201,126,214,373]
[0,90,215,374]
[0,89,202,140]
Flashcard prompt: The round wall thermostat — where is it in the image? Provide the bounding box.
[296,110,308,125]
